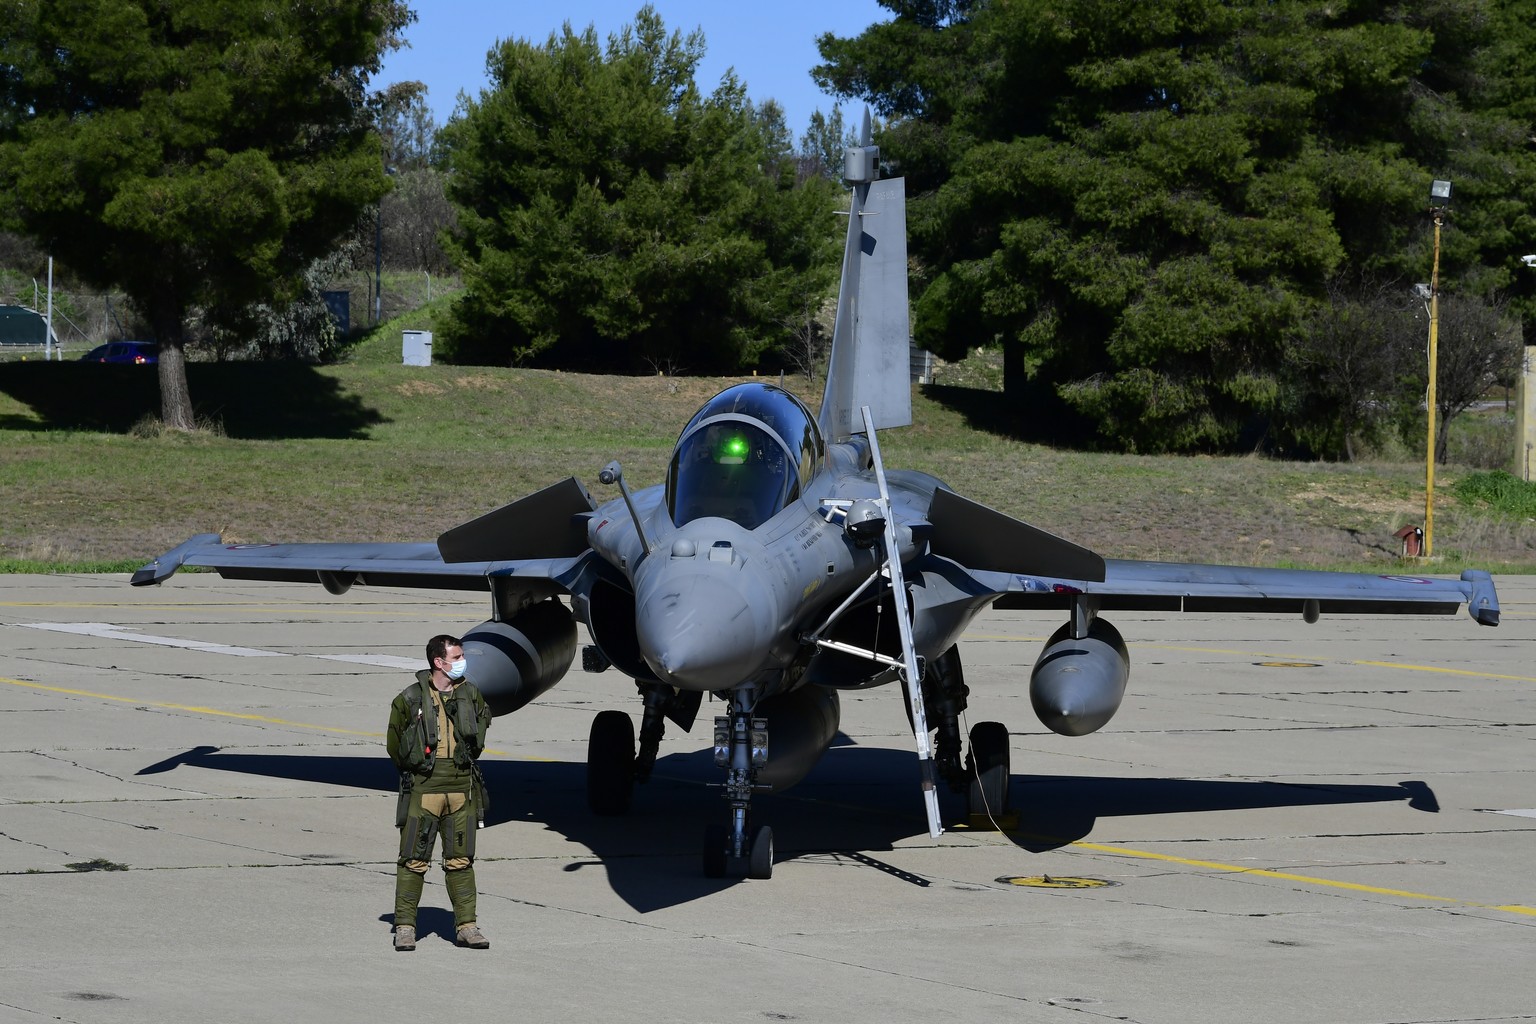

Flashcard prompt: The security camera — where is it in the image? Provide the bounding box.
[1522,254,1536,267]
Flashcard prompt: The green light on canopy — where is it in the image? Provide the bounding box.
[718,433,749,463]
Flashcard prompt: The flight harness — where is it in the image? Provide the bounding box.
[395,676,488,828]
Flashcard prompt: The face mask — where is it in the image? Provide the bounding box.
[446,657,467,680]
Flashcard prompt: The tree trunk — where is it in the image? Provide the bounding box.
[1003,336,1025,398]
[153,311,195,431]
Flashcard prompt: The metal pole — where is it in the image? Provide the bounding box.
[45,257,53,361]
[1521,345,1536,482]
[1423,211,1443,557]
[374,203,383,325]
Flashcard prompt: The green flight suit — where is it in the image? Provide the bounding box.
[387,670,492,930]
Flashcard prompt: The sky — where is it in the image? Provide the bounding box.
[377,1,892,137]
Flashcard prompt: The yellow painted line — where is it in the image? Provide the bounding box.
[1068,840,1536,917]
[2,602,465,617]
[963,634,1536,684]
[1156,645,1536,684]
[0,675,531,759]
[965,633,1051,642]
[1351,661,1536,683]
[4,675,383,737]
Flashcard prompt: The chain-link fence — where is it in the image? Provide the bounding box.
[1,268,462,362]
[324,270,462,332]
[0,277,136,359]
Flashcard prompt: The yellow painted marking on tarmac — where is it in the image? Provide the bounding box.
[1067,839,1536,917]
[963,634,1536,684]
[1,601,463,617]
[1149,643,1536,683]
[3,675,383,736]
[1351,661,1536,683]
[1000,875,1118,889]
[965,633,1051,642]
[0,675,536,760]
[1161,647,1536,684]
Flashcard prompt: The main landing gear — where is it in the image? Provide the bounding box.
[586,682,701,818]
[963,720,1011,823]
[920,647,1012,824]
[586,709,635,816]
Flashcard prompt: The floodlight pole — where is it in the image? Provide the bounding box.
[374,165,397,326]
[45,257,53,361]
[374,203,383,325]
[1423,182,1450,557]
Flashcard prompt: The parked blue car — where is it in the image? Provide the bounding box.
[81,341,158,364]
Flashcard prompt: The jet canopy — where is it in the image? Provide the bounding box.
[666,383,824,530]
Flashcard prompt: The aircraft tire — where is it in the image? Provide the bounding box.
[966,721,1011,823]
[702,823,728,878]
[587,710,635,816]
[747,824,774,879]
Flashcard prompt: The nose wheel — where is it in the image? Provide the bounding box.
[704,822,773,879]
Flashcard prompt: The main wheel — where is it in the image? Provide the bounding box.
[702,823,728,878]
[966,721,1011,822]
[587,710,636,816]
[747,824,774,879]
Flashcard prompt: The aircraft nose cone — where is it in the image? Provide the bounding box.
[636,569,769,689]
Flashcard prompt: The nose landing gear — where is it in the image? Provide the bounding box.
[702,689,773,879]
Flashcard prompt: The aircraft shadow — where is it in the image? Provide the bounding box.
[1007,775,1439,853]
[0,362,385,438]
[138,743,1437,912]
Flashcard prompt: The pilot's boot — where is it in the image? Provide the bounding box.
[394,863,425,949]
[455,923,489,949]
[444,865,486,947]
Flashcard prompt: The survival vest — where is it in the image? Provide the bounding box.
[397,676,485,775]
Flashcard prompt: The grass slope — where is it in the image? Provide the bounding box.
[2,353,1532,573]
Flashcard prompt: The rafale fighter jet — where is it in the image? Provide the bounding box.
[134,123,1500,879]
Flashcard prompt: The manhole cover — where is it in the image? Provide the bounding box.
[996,875,1120,889]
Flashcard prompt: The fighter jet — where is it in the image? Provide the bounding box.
[134,122,1500,879]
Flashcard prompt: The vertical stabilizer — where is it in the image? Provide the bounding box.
[819,113,911,444]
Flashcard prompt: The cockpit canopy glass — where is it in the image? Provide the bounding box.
[666,384,824,530]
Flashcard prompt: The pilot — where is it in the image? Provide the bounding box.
[386,634,493,951]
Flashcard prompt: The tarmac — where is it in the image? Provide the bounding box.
[2,570,1533,1024]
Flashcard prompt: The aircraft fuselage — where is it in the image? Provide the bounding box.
[586,436,939,698]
